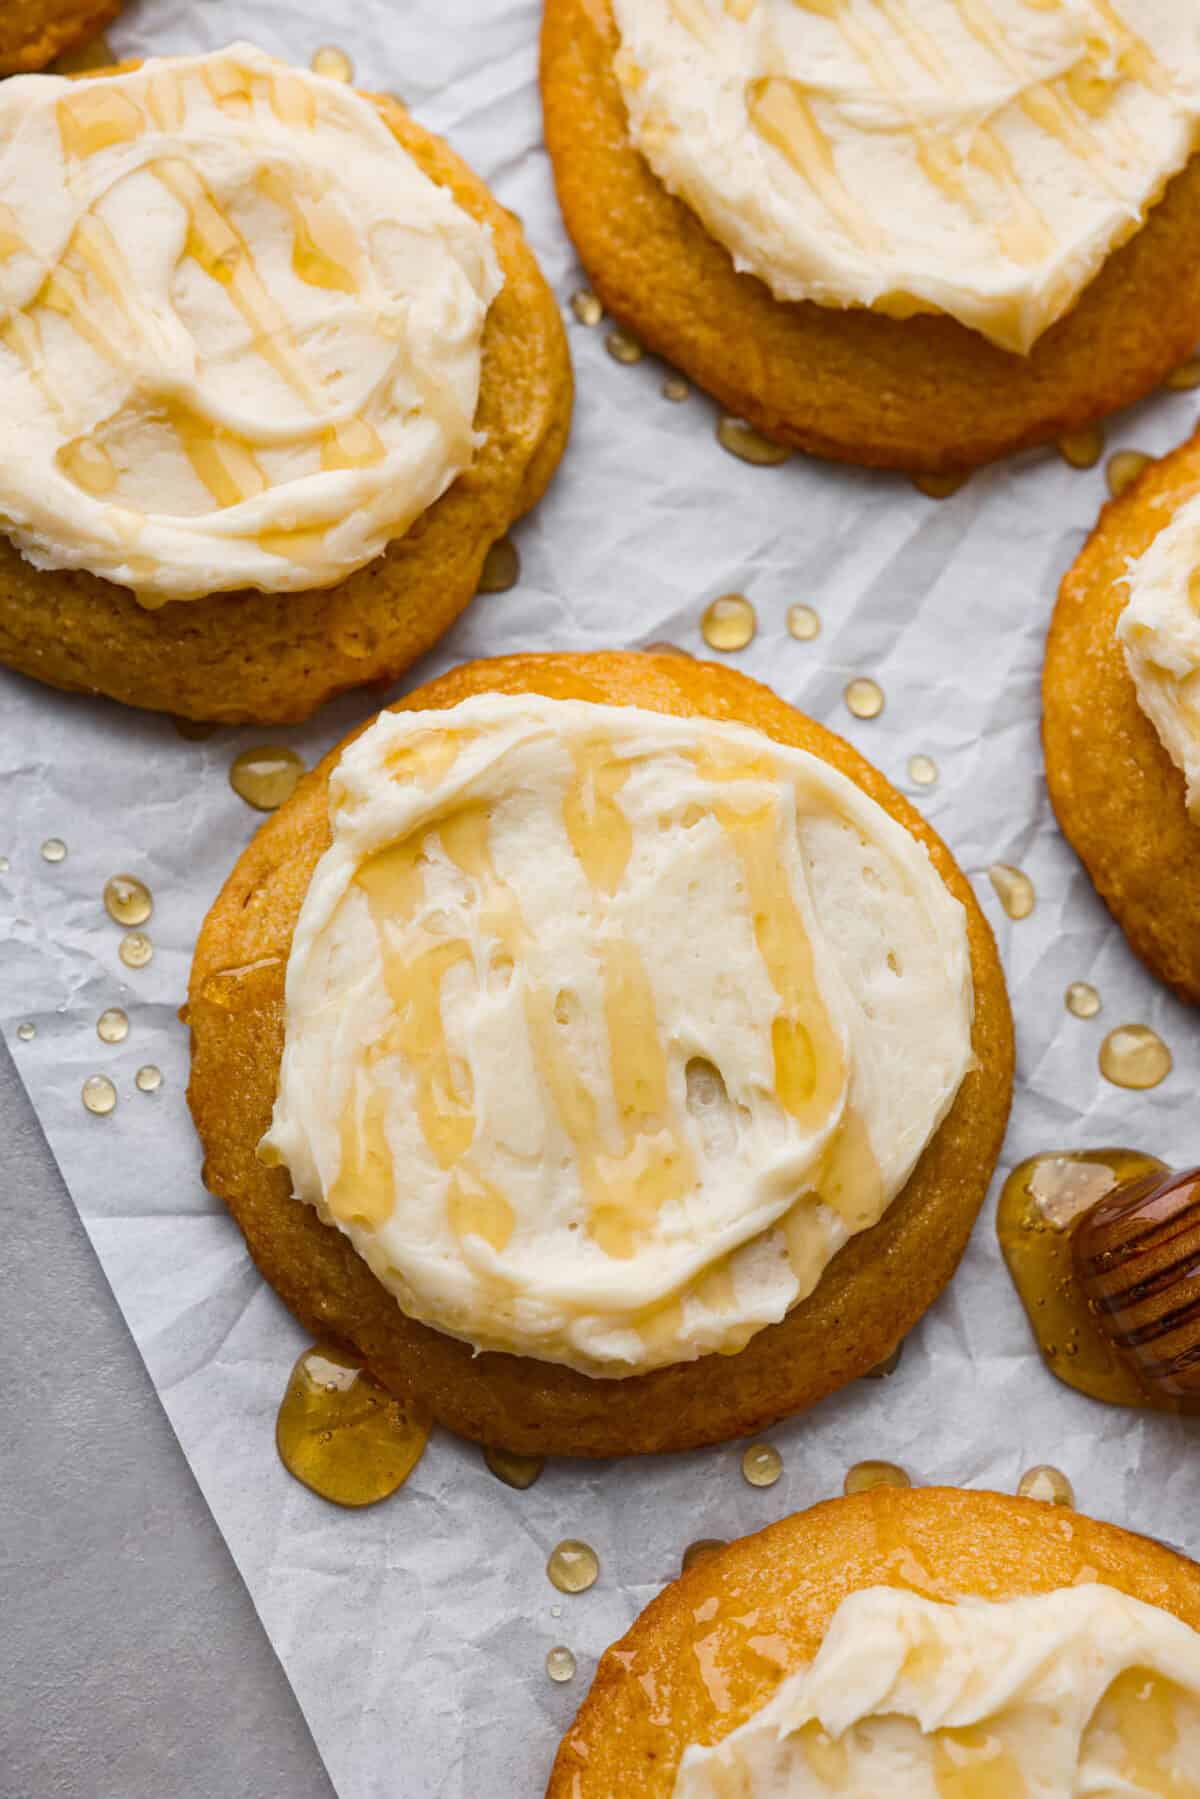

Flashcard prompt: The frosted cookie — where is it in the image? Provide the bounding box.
[0,45,571,722]
[187,652,1013,1457]
[541,0,1200,472]
[1045,429,1200,1002]
[548,1485,1200,1796]
[0,0,119,75]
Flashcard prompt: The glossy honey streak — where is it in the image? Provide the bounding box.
[319,724,881,1357]
[17,55,468,599]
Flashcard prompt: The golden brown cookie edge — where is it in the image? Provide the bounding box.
[1043,430,1200,1004]
[186,651,1014,1457]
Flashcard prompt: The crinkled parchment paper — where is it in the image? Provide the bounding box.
[2,3,1199,1794]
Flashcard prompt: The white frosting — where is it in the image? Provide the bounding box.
[263,693,973,1376]
[0,45,502,602]
[1119,490,1200,821]
[610,0,1200,353]
[674,1585,1200,1797]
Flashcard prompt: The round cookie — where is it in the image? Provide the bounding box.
[547,1484,1200,1795]
[1044,431,1200,1004]
[0,76,572,725]
[540,0,1200,474]
[0,0,118,74]
[187,651,1014,1458]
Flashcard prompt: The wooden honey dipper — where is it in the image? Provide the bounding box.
[1072,1166,1200,1408]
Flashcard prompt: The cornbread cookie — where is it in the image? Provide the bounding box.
[1044,431,1200,1004]
[187,652,1013,1457]
[0,0,118,75]
[540,0,1200,473]
[0,53,571,724]
[547,1485,1200,1796]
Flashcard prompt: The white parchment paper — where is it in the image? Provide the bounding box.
[3,3,1199,1795]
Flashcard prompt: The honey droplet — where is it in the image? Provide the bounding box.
[988,862,1036,920]
[1057,425,1104,469]
[173,717,218,741]
[478,538,520,595]
[483,1446,545,1490]
[230,746,306,813]
[41,838,67,864]
[276,1344,430,1507]
[546,1646,577,1683]
[82,1074,117,1116]
[135,1065,163,1094]
[96,1007,129,1044]
[103,874,152,928]
[1017,1465,1075,1508]
[908,754,938,787]
[682,1538,727,1572]
[996,1148,1175,1411]
[701,594,757,652]
[843,1459,911,1496]
[119,931,154,970]
[1100,1024,1172,1092]
[311,45,354,83]
[844,677,884,720]
[606,327,644,365]
[741,1442,782,1488]
[786,603,820,641]
[547,1540,600,1594]
[717,417,792,467]
[643,640,692,657]
[1106,450,1152,500]
[662,375,690,403]
[863,1340,904,1379]
[16,1022,35,1042]
[570,290,602,327]
[912,470,969,500]
[1165,356,1200,392]
[1066,982,1101,1020]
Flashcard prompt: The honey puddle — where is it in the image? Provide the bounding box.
[996,1150,1183,1411]
[276,1344,430,1506]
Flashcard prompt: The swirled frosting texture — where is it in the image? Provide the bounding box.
[263,694,973,1376]
[1119,490,1200,820]
[675,1585,1200,1796]
[0,45,502,602]
[610,0,1200,353]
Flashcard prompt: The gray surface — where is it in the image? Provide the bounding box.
[0,1036,336,1799]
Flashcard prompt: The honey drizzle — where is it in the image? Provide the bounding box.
[770,0,1053,268]
[1096,1669,1200,1797]
[256,167,360,295]
[445,788,697,1267]
[932,1725,1029,1796]
[322,724,887,1350]
[996,1149,1181,1411]
[746,78,875,250]
[153,158,331,415]
[56,89,145,160]
[719,0,1177,287]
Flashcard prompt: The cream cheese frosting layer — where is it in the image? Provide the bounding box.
[610,0,1200,354]
[0,44,502,603]
[1119,490,1200,821]
[262,694,973,1377]
[674,1584,1200,1796]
